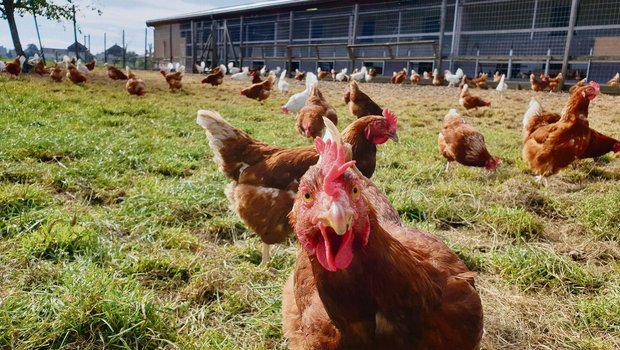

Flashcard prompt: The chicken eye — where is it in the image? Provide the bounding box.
[303,192,313,203]
[351,186,360,199]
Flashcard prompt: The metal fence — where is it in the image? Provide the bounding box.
[152,0,620,83]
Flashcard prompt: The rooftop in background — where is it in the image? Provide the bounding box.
[146,0,334,26]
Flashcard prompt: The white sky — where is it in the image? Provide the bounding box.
[0,0,252,54]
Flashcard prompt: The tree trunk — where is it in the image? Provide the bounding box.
[2,0,24,56]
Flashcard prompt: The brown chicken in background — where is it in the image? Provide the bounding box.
[85,59,96,71]
[390,69,407,84]
[125,67,146,96]
[344,80,383,118]
[105,63,128,80]
[439,109,500,172]
[49,63,64,82]
[3,56,23,77]
[295,69,306,81]
[607,72,619,87]
[543,73,563,92]
[317,67,329,80]
[250,70,263,84]
[201,65,225,86]
[459,84,491,110]
[33,60,49,75]
[493,71,502,82]
[283,136,483,350]
[523,97,619,160]
[296,85,338,139]
[410,70,420,84]
[160,67,184,91]
[470,73,488,89]
[522,82,600,182]
[196,109,398,263]
[458,75,472,90]
[240,75,274,102]
[432,68,443,86]
[530,74,550,92]
[66,66,88,84]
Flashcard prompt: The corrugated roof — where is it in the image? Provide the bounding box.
[145,0,328,26]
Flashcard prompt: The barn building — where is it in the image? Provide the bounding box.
[146,0,620,83]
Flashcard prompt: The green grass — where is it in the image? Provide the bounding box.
[1,69,619,349]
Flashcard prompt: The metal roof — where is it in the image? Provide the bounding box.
[145,0,331,26]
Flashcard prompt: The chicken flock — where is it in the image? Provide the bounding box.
[3,54,620,349]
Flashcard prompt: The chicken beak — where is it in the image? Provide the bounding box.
[318,201,353,236]
[388,132,399,143]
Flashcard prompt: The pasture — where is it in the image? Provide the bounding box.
[0,68,619,349]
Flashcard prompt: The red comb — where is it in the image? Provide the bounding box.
[589,81,600,92]
[382,108,398,131]
[314,138,356,197]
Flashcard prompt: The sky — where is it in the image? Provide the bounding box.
[0,0,252,54]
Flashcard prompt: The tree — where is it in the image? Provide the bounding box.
[0,0,99,56]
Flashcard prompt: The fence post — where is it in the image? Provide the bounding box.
[436,0,447,74]
[585,47,592,80]
[104,33,107,63]
[507,49,513,80]
[474,49,480,77]
[544,48,551,76]
[144,27,148,70]
[351,4,359,71]
[561,0,580,89]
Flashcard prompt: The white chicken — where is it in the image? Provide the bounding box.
[260,65,267,77]
[227,62,240,74]
[195,61,207,74]
[231,67,251,81]
[278,69,289,94]
[0,61,6,72]
[495,74,508,94]
[350,66,367,82]
[336,68,348,82]
[76,59,90,74]
[272,66,281,76]
[27,53,41,66]
[444,68,464,87]
[281,72,318,114]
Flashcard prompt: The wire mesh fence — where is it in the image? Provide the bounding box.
[151,0,620,83]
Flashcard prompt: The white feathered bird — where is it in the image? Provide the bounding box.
[336,68,348,82]
[350,66,367,82]
[231,67,251,81]
[272,66,281,76]
[195,61,207,74]
[227,62,240,74]
[278,69,289,94]
[0,61,5,72]
[281,72,318,114]
[27,53,41,66]
[260,65,267,77]
[495,74,508,94]
[76,59,90,74]
[444,68,464,87]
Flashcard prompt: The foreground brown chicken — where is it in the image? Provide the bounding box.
[343,80,383,118]
[522,82,600,182]
[524,97,619,160]
[296,85,338,139]
[160,68,184,91]
[66,65,88,84]
[459,84,491,110]
[569,77,587,94]
[240,75,274,102]
[282,136,483,350]
[49,63,64,82]
[105,63,128,80]
[196,109,398,263]
[125,67,146,96]
[439,109,500,172]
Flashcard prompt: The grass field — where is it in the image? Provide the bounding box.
[0,67,619,349]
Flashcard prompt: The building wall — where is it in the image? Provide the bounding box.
[154,23,186,61]
[149,0,620,82]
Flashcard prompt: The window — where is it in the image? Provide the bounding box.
[317,61,334,72]
[363,61,384,75]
